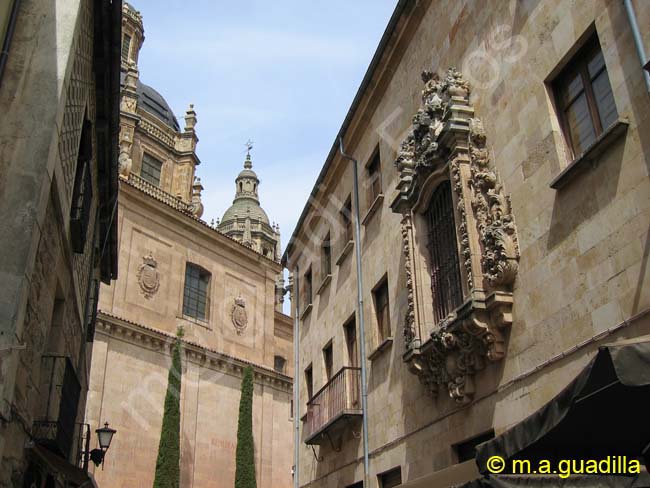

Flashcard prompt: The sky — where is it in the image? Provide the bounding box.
[133,1,398,253]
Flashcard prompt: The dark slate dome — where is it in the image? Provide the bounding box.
[120,72,180,131]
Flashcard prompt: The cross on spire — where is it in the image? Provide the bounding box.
[244,139,254,169]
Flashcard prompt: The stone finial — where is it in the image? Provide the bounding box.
[189,176,204,218]
[184,103,197,132]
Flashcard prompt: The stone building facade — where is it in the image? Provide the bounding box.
[84,3,294,487]
[284,0,650,486]
[0,0,121,486]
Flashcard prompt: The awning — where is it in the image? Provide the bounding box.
[29,445,98,487]
[475,336,650,474]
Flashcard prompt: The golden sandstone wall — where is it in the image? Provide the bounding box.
[86,183,293,488]
[287,0,650,486]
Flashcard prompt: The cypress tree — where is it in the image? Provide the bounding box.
[153,327,184,488]
[234,366,256,488]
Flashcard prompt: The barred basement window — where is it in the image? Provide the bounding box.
[427,181,463,323]
[553,34,618,159]
[141,153,163,187]
[182,263,210,321]
[122,33,131,63]
[70,119,93,253]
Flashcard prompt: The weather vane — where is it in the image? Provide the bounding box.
[245,139,254,156]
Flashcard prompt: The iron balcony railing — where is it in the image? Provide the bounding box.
[33,355,81,460]
[303,367,362,444]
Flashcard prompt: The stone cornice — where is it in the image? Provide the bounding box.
[120,177,282,270]
[96,312,292,392]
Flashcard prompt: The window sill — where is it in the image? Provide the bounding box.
[335,240,354,266]
[550,118,629,190]
[368,337,393,361]
[362,194,384,226]
[300,303,313,321]
[316,274,332,295]
[179,314,211,329]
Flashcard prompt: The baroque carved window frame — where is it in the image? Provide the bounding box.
[390,68,520,404]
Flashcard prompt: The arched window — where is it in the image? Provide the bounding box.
[426,180,463,323]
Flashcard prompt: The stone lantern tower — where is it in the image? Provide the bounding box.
[218,147,281,262]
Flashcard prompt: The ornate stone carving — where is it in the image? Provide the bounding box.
[137,253,160,299]
[189,176,204,218]
[231,294,248,335]
[391,68,519,404]
[118,147,132,178]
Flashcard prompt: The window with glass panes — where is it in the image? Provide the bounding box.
[141,153,162,187]
[341,196,353,243]
[323,342,333,381]
[367,149,382,205]
[122,34,131,63]
[182,264,210,321]
[304,267,313,306]
[321,232,332,277]
[553,34,618,158]
[373,279,391,342]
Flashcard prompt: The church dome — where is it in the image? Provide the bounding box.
[136,80,180,131]
[119,72,180,131]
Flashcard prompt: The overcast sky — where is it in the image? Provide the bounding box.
[134,1,397,252]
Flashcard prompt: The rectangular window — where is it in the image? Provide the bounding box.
[344,317,358,367]
[553,34,617,159]
[373,278,391,342]
[367,149,382,205]
[427,181,463,323]
[341,196,353,243]
[70,119,93,253]
[455,430,495,463]
[121,33,132,63]
[304,364,313,400]
[323,342,333,381]
[141,153,163,187]
[378,467,402,488]
[321,232,332,278]
[274,355,286,373]
[182,263,210,321]
[304,267,313,306]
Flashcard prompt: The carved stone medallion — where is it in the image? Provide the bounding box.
[231,294,248,335]
[137,253,160,299]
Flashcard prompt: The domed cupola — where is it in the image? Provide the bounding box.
[218,145,280,261]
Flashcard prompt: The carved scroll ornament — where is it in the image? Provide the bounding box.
[391,68,519,404]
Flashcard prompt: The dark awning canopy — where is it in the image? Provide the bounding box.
[465,336,650,487]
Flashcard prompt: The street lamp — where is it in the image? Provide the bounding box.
[89,422,117,468]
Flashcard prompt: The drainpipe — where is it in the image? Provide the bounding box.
[0,0,20,90]
[623,0,650,93]
[293,268,300,488]
[338,137,370,486]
